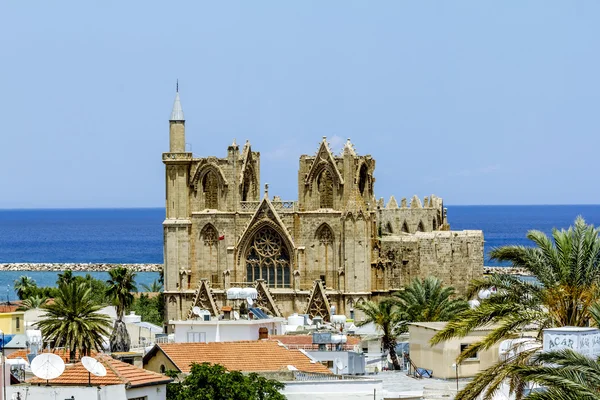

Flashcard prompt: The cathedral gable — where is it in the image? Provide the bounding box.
[304,280,332,321]
[304,139,344,188]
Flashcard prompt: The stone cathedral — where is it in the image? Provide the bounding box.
[162,91,484,326]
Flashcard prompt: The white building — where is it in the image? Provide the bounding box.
[6,354,171,400]
[170,317,285,343]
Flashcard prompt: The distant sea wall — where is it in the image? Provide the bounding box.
[484,266,531,276]
[0,263,163,272]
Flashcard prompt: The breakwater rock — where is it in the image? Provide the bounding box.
[484,266,531,276]
[0,263,163,272]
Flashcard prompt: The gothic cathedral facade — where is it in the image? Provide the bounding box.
[163,91,484,326]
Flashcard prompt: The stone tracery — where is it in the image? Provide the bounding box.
[245,226,291,288]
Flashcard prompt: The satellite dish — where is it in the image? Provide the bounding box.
[192,306,202,316]
[31,353,65,384]
[335,358,344,371]
[247,297,254,306]
[82,356,107,377]
[82,356,107,387]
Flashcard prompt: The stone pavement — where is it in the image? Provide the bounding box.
[376,370,471,399]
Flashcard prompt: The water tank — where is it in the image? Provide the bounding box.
[240,287,258,299]
[287,314,305,326]
[331,334,347,344]
[331,315,347,325]
[123,311,141,324]
[227,288,242,300]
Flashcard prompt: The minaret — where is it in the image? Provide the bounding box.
[163,83,192,325]
[169,82,186,152]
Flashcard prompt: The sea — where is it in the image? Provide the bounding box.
[0,205,599,299]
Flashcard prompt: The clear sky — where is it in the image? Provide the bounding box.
[1,1,599,208]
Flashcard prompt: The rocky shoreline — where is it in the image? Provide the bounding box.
[0,263,163,272]
[484,266,531,276]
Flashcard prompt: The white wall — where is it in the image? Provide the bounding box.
[5,384,168,400]
[7,384,128,400]
[127,384,167,400]
[172,320,283,343]
[282,379,383,400]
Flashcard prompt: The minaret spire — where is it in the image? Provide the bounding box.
[170,81,184,121]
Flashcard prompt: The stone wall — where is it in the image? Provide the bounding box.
[379,230,484,295]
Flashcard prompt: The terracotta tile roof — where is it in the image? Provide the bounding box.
[8,349,98,363]
[30,355,171,388]
[270,335,361,346]
[0,305,22,313]
[152,341,331,374]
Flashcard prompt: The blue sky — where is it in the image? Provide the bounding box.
[1,1,599,208]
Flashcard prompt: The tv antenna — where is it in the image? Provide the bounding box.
[335,358,344,373]
[192,306,202,317]
[30,353,65,385]
[247,297,254,307]
[81,356,107,387]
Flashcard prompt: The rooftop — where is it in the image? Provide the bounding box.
[270,335,361,346]
[8,349,98,363]
[147,340,331,375]
[29,354,171,388]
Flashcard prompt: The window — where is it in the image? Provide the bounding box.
[203,171,219,209]
[15,317,20,330]
[245,226,291,288]
[460,344,479,360]
[317,170,334,208]
[160,365,166,374]
[187,332,206,343]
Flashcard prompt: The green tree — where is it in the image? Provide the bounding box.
[13,276,37,300]
[355,299,405,370]
[36,281,111,362]
[17,295,48,310]
[140,279,163,293]
[167,363,285,400]
[132,293,163,326]
[508,349,600,400]
[431,217,600,399]
[106,266,137,352]
[57,270,74,286]
[393,276,469,323]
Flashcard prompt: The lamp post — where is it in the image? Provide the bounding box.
[0,329,5,400]
[451,363,458,391]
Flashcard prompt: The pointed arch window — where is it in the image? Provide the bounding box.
[385,222,393,235]
[318,170,334,209]
[358,164,368,195]
[245,226,290,288]
[241,168,255,202]
[201,224,218,247]
[203,171,219,209]
[417,221,425,232]
[401,221,409,233]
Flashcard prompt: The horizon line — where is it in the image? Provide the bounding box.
[2,203,600,211]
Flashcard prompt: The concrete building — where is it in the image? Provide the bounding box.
[0,305,25,336]
[170,317,285,343]
[162,89,484,327]
[408,322,501,379]
[6,354,171,400]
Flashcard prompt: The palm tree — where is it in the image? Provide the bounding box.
[508,349,600,400]
[106,266,137,352]
[355,299,405,370]
[13,276,37,300]
[57,270,74,286]
[430,216,600,399]
[37,281,111,362]
[140,279,163,293]
[17,295,48,310]
[393,276,469,323]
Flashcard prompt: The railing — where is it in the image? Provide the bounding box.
[162,152,192,161]
[285,344,360,352]
[292,371,367,381]
[239,201,298,212]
